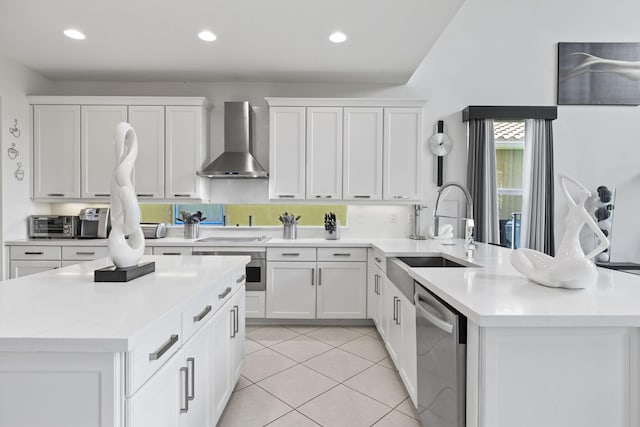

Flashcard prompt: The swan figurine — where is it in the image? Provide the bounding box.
[510,174,609,289]
[107,122,145,268]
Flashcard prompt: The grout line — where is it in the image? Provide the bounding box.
[393,398,420,421]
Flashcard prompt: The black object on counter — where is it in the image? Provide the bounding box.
[94,262,156,282]
[324,212,337,233]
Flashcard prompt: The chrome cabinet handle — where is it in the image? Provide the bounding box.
[187,358,195,401]
[375,257,382,263]
[94,193,110,197]
[394,195,410,199]
[318,268,322,286]
[233,305,239,335]
[314,195,332,198]
[162,252,181,255]
[219,287,232,299]
[137,193,154,197]
[47,193,64,197]
[193,305,212,322]
[278,195,295,198]
[392,297,398,322]
[374,274,379,295]
[311,268,315,286]
[332,253,351,257]
[24,251,44,255]
[180,366,189,413]
[396,298,401,325]
[149,334,179,361]
[281,253,300,256]
[236,274,247,283]
[353,195,371,199]
[230,308,236,338]
[76,251,95,255]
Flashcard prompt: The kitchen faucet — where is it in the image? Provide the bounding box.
[433,182,476,257]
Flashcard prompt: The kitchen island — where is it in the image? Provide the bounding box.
[0,255,249,427]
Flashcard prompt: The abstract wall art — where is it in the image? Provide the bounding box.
[557,42,640,105]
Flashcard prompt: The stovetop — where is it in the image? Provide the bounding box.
[195,235,271,243]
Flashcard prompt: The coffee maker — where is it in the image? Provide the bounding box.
[78,208,110,238]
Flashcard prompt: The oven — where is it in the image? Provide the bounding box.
[191,249,266,291]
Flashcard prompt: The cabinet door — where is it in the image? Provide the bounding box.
[269,107,306,200]
[33,105,81,199]
[343,107,383,201]
[210,300,232,425]
[266,261,316,319]
[180,322,210,427]
[10,260,61,279]
[316,262,367,319]
[306,107,342,200]
[129,106,165,199]
[399,295,417,406]
[230,287,246,385]
[376,272,388,340]
[383,108,422,201]
[166,106,205,200]
[127,348,184,427]
[81,105,128,198]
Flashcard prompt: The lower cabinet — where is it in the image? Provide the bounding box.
[9,260,61,278]
[316,262,367,319]
[266,261,317,318]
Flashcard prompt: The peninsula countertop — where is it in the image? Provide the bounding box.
[0,255,250,352]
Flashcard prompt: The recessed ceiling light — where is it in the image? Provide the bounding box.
[63,29,86,40]
[198,31,217,42]
[329,32,347,43]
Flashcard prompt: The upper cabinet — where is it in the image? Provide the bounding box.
[266,98,425,202]
[29,97,211,202]
[33,105,81,199]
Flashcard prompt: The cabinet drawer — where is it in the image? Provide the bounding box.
[267,247,316,261]
[317,247,367,262]
[372,250,386,273]
[182,287,217,342]
[152,246,192,256]
[10,245,61,261]
[128,309,182,396]
[62,246,109,260]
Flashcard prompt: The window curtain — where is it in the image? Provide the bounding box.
[521,119,555,256]
[466,119,500,244]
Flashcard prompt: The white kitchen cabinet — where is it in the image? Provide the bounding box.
[376,269,389,340]
[343,107,383,200]
[129,105,165,199]
[316,261,367,319]
[180,321,210,427]
[245,291,266,318]
[153,247,193,256]
[266,261,317,319]
[306,107,343,200]
[383,107,423,201]
[32,105,81,199]
[81,105,128,198]
[269,106,306,200]
[165,106,207,200]
[9,260,61,279]
[229,286,246,383]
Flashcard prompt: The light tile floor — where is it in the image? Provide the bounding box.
[218,325,421,427]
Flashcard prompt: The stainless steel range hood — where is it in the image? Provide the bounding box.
[197,101,268,178]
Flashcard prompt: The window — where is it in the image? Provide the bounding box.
[494,120,524,248]
[139,204,348,227]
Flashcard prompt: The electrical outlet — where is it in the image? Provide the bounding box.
[391,213,398,223]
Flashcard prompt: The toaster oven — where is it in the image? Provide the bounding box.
[29,215,79,238]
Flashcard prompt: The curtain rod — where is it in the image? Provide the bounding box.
[462,106,558,121]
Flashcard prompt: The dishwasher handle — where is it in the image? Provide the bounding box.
[414,293,454,334]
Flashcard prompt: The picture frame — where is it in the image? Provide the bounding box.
[557,42,640,105]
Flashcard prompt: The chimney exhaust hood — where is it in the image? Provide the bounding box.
[197,101,268,178]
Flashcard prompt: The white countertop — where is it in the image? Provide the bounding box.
[0,255,249,352]
[6,237,640,328]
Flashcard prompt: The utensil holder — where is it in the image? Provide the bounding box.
[324,221,340,240]
[283,223,297,240]
[184,223,199,239]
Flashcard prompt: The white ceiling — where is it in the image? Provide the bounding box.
[0,0,464,84]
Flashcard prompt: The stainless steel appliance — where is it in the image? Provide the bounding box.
[415,283,466,427]
[195,235,270,243]
[191,248,266,291]
[78,208,110,238]
[29,215,79,238]
[141,223,167,239]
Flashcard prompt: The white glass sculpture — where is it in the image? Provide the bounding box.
[510,174,609,289]
[108,122,145,268]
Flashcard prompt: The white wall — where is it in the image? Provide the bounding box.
[403,0,640,261]
[0,55,52,277]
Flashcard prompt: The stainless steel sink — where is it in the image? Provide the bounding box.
[396,256,468,268]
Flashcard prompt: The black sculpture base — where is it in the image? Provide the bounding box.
[94,261,156,282]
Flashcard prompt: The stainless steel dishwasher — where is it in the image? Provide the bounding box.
[414,282,466,427]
